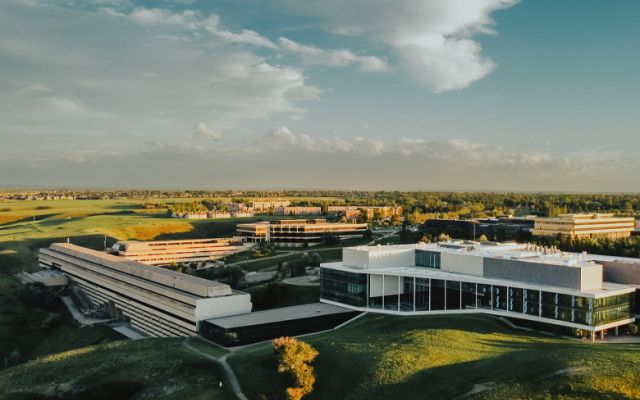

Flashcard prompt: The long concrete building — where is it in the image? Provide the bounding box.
[320,241,637,340]
[108,238,248,266]
[236,219,368,247]
[533,213,635,239]
[39,243,252,337]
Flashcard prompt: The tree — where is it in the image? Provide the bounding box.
[437,233,451,242]
[273,337,319,400]
[478,234,489,242]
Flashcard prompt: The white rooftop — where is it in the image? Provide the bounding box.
[348,241,604,269]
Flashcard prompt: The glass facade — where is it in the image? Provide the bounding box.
[320,269,367,307]
[593,294,633,326]
[415,278,429,311]
[400,277,414,311]
[415,250,441,269]
[446,280,461,310]
[430,279,445,310]
[320,268,635,328]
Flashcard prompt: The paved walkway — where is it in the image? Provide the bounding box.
[282,275,320,286]
[110,323,146,340]
[182,339,248,400]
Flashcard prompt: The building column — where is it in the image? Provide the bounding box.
[412,276,416,312]
[600,330,605,340]
[591,330,596,342]
[615,326,619,336]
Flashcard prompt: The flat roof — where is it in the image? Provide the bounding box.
[204,302,355,330]
[48,243,233,298]
[115,238,238,245]
[350,242,607,269]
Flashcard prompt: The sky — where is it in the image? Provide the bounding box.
[1,0,639,191]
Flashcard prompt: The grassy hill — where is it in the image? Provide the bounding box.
[0,338,235,400]
[229,314,640,400]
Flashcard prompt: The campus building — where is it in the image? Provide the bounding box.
[274,206,322,216]
[422,216,535,242]
[108,238,248,266]
[39,243,252,337]
[532,213,635,239]
[320,241,637,339]
[236,219,368,247]
[328,206,403,222]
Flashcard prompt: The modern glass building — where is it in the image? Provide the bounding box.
[320,241,637,340]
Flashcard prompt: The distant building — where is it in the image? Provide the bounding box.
[477,216,535,241]
[108,238,248,266]
[39,243,252,337]
[320,241,637,340]
[250,200,291,211]
[422,219,479,240]
[328,206,403,221]
[421,216,536,242]
[532,213,635,239]
[274,206,322,216]
[172,211,209,219]
[236,219,368,247]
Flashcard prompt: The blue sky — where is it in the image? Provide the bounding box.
[1,0,638,191]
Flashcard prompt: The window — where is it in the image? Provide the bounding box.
[320,269,367,307]
[415,250,441,269]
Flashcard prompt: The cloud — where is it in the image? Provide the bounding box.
[277,37,389,72]
[281,0,518,92]
[0,1,320,153]
[194,123,222,140]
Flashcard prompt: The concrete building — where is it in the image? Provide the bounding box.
[236,219,368,247]
[201,303,359,346]
[274,206,322,216]
[320,241,636,339]
[328,206,403,222]
[39,243,252,337]
[422,216,535,242]
[532,213,635,239]
[249,200,291,211]
[108,238,248,266]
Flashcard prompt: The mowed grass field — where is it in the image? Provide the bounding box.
[229,314,640,400]
[0,198,274,274]
[0,338,236,400]
[0,198,277,370]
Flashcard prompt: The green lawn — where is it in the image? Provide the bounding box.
[186,337,230,359]
[0,273,124,367]
[228,314,640,400]
[0,338,236,400]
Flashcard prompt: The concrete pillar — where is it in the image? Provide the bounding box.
[591,331,595,342]
[601,330,605,340]
[615,326,619,336]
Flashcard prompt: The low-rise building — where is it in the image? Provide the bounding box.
[532,213,635,239]
[236,219,368,247]
[274,206,322,216]
[328,206,403,221]
[108,238,248,266]
[39,243,252,337]
[320,241,637,340]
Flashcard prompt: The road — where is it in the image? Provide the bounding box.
[182,339,249,400]
[227,229,399,269]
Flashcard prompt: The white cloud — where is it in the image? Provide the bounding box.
[194,123,222,140]
[277,37,389,72]
[282,0,518,92]
[0,1,319,151]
